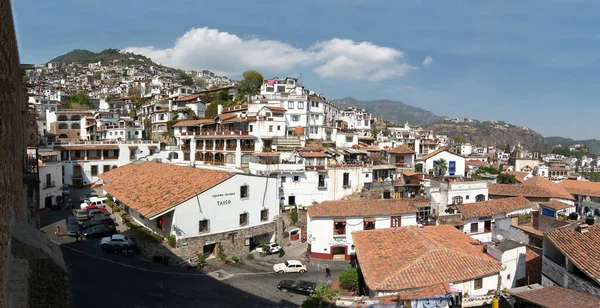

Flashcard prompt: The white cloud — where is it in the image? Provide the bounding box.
[422,55,433,67]
[126,27,416,81]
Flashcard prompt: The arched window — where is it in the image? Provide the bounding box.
[57,115,68,121]
[226,154,236,164]
[241,154,251,165]
[112,165,118,169]
[58,134,68,139]
[58,123,68,129]
[71,115,81,121]
[169,152,179,160]
[215,153,224,162]
[195,152,203,161]
[452,196,463,205]
[71,123,80,129]
[475,194,486,202]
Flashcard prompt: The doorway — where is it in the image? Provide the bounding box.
[203,243,216,258]
[331,246,346,260]
[45,196,53,209]
[288,196,296,206]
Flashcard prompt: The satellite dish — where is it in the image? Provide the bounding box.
[496,235,504,241]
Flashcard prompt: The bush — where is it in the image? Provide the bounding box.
[290,205,298,225]
[118,211,127,217]
[261,244,269,252]
[246,253,254,260]
[167,235,176,248]
[283,231,290,238]
[218,243,226,260]
[131,224,163,243]
[196,254,206,267]
[339,268,359,290]
[231,256,239,262]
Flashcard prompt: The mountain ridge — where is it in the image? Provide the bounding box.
[330,97,445,125]
[48,48,155,66]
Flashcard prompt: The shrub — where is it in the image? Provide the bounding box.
[261,244,269,252]
[196,254,206,267]
[290,205,298,225]
[283,231,290,238]
[339,268,359,290]
[118,211,127,217]
[246,253,254,260]
[231,256,239,262]
[167,235,176,248]
[217,243,226,260]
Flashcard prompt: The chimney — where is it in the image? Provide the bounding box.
[531,210,540,230]
[217,104,223,115]
[576,223,589,234]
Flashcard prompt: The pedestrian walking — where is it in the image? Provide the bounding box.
[325,267,331,278]
[54,226,61,236]
[75,231,81,242]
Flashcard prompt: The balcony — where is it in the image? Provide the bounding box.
[181,130,250,137]
[240,146,254,152]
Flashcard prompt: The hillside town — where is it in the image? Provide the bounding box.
[11,53,600,307]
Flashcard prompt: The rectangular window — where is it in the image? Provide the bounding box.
[266,87,274,92]
[293,176,299,182]
[345,136,353,143]
[277,125,281,131]
[249,125,253,132]
[292,115,299,122]
[239,213,248,226]
[281,176,286,183]
[334,219,346,235]
[288,101,294,109]
[298,101,304,109]
[343,172,350,187]
[277,86,285,92]
[318,174,326,188]
[363,218,376,230]
[470,223,478,233]
[261,209,269,222]
[240,185,249,199]
[391,216,402,228]
[269,125,273,132]
[474,278,483,290]
[449,161,456,175]
[465,195,470,200]
[91,165,98,176]
[199,220,209,233]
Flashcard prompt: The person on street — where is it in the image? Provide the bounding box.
[54,226,61,236]
[325,268,331,278]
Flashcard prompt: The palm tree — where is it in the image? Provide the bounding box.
[434,158,448,177]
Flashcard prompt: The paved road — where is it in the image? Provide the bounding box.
[62,243,343,308]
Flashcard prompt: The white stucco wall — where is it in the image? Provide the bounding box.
[171,174,279,239]
[424,151,466,177]
[39,161,64,209]
[487,244,526,289]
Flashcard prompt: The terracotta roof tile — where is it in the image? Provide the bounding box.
[546,224,600,284]
[559,179,600,198]
[352,226,503,291]
[299,152,328,158]
[301,145,323,152]
[99,162,234,218]
[466,160,488,167]
[359,284,452,305]
[539,200,573,211]
[308,199,418,218]
[56,145,119,150]
[488,176,574,200]
[264,106,286,111]
[512,286,600,308]
[421,148,447,160]
[456,196,534,219]
[388,145,415,155]
[172,119,215,127]
[175,94,200,102]
[507,171,529,183]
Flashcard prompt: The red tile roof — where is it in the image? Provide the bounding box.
[264,106,286,112]
[559,179,600,198]
[175,94,200,102]
[301,145,323,152]
[456,196,534,219]
[299,152,328,158]
[488,176,574,200]
[388,145,415,155]
[421,148,447,160]
[507,171,529,183]
[539,200,573,211]
[308,199,418,218]
[359,284,452,305]
[352,226,503,291]
[466,160,488,167]
[545,224,600,284]
[56,144,119,150]
[99,162,234,218]
[172,119,215,127]
[512,286,600,308]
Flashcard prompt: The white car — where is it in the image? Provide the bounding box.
[266,243,282,254]
[100,234,134,248]
[273,260,307,274]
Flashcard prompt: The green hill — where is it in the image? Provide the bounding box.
[546,136,600,154]
[48,48,154,65]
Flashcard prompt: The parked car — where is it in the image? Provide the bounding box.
[79,197,108,210]
[82,224,116,238]
[277,280,317,295]
[100,234,135,250]
[87,209,108,217]
[83,205,107,213]
[81,216,114,229]
[273,260,307,274]
[72,209,89,221]
[86,191,99,198]
[65,216,81,236]
[265,243,282,255]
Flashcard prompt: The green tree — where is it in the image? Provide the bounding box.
[177,70,194,86]
[434,158,448,177]
[476,166,501,175]
[302,284,340,308]
[66,91,91,109]
[218,91,230,102]
[496,173,517,184]
[339,268,359,290]
[371,126,379,137]
[453,136,467,144]
[290,205,298,226]
[551,146,572,157]
[238,70,264,95]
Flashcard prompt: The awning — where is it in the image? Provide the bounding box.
[333,218,346,223]
[363,218,376,222]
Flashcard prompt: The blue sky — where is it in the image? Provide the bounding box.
[12,0,600,139]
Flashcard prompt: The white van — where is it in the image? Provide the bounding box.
[80,197,108,210]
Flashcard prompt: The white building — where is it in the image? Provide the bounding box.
[486,240,527,289]
[426,179,489,215]
[419,148,466,177]
[353,226,504,302]
[306,199,421,260]
[456,196,535,243]
[460,143,473,156]
[37,150,64,209]
[338,107,372,135]
[56,140,160,187]
[100,162,279,260]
